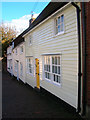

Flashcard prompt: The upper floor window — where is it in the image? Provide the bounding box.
[55,15,64,34]
[15,48,17,54]
[20,46,23,53]
[29,35,32,46]
[43,55,61,84]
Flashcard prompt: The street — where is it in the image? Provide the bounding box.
[2,71,83,119]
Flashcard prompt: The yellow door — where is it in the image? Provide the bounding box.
[35,58,40,89]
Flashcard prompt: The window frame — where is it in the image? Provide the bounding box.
[43,55,61,85]
[20,62,23,76]
[26,57,33,75]
[14,61,17,72]
[28,35,32,46]
[15,48,17,55]
[20,46,23,54]
[55,14,64,35]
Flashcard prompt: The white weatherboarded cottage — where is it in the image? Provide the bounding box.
[7,45,13,76]
[23,2,80,109]
[12,37,26,83]
[7,2,82,112]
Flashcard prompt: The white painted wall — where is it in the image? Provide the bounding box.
[7,46,13,75]
[12,42,26,83]
[25,5,79,109]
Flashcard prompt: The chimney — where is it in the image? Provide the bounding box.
[29,12,35,27]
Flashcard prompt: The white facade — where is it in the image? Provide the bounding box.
[12,42,26,83]
[7,45,13,76]
[7,3,80,110]
[24,4,79,109]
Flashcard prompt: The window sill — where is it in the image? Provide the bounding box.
[20,52,23,54]
[28,44,32,46]
[44,78,61,87]
[53,31,65,38]
[53,81,61,87]
[20,75,23,77]
[27,72,33,76]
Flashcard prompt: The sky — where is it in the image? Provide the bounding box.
[1,1,50,35]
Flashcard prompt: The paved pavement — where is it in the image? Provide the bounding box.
[2,71,83,119]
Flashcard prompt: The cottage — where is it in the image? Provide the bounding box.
[7,43,13,76]
[23,2,80,109]
[7,2,90,118]
[11,36,26,83]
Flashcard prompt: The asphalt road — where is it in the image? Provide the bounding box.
[2,71,83,119]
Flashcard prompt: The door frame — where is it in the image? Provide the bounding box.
[35,58,40,89]
[16,60,19,80]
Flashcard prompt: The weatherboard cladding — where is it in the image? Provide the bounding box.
[13,2,68,48]
[13,35,24,48]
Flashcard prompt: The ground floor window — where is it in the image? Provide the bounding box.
[43,55,61,84]
[14,62,16,72]
[20,62,23,76]
[27,57,33,74]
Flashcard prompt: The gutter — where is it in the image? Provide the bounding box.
[71,2,82,113]
[81,2,87,116]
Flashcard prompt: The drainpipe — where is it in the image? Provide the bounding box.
[71,2,82,113]
[81,2,87,116]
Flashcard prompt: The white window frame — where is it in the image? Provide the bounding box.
[43,55,61,85]
[28,35,32,46]
[26,57,33,75]
[14,61,17,72]
[55,14,64,35]
[20,46,23,54]
[20,62,23,76]
[15,48,17,55]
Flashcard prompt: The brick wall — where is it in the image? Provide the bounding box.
[81,2,90,106]
[85,2,90,106]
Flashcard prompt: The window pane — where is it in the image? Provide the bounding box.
[58,25,60,33]
[61,23,63,32]
[56,27,58,34]
[47,65,48,71]
[58,76,60,83]
[55,75,58,82]
[44,65,46,71]
[55,57,57,65]
[47,73,50,79]
[58,66,60,74]
[53,74,55,81]
[56,19,58,26]
[49,73,50,79]
[29,58,30,62]
[58,17,60,24]
[52,66,54,73]
[29,64,31,68]
[55,66,57,73]
[48,57,50,64]
[45,72,47,78]
[52,57,54,64]
[44,56,46,64]
[49,65,50,72]
[30,69,32,73]
[61,15,64,22]
[58,57,60,65]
